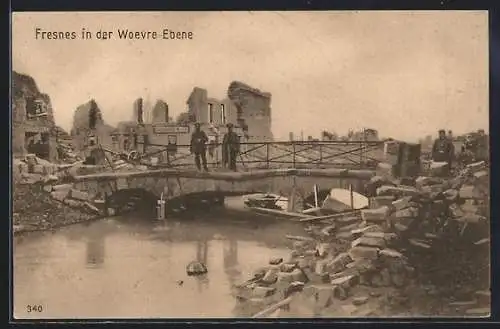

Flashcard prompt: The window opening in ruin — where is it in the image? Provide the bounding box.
[208,103,214,123]
[26,97,48,119]
[221,104,226,124]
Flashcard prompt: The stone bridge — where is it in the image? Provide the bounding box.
[70,168,376,212]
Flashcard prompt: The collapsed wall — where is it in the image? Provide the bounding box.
[235,161,490,317]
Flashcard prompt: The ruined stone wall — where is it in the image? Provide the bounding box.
[71,100,115,154]
[12,71,58,160]
[227,81,273,141]
[187,87,208,123]
[152,100,169,123]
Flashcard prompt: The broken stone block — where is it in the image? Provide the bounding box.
[326,252,353,273]
[83,202,101,214]
[280,263,297,273]
[459,185,481,200]
[297,257,314,270]
[466,161,486,172]
[352,296,369,306]
[415,176,444,188]
[392,197,412,211]
[364,232,397,243]
[331,274,359,289]
[284,281,306,298]
[50,190,68,202]
[394,223,409,232]
[376,185,420,197]
[33,164,44,174]
[107,208,116,216]
[269,257,283,265]
[443,188,459,202]
[346,259,375,273]
[351,224,383,235]
[53,183,73,191]
[315,259,329,275]
[291,268,308,283]
[395,207,419,219]
[276,271,295,286]
[64,199,82,207]
[70,189,90,201]
[252,286,276,298]
[379,248,405,260]
[335,231,355,241]
[314,285,335,308]
[338,223,362,233]
[473,170,489,184]
[261,267,280,285]
[361,206,391,222]
[43,184,53,193]
[370,196,395,208]
[320,225,337,236]
[349,246,379,261]
[351,236,386,249]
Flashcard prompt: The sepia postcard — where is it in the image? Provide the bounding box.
[11,10,490,320]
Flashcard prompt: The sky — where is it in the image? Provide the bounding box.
[12,11,489,142]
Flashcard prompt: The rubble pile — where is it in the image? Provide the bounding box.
[236,161,490,317]
[57,142,81,163]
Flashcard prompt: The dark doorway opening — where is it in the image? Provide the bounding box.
[25,131,50,160]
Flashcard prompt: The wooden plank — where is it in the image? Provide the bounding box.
[252,296,294,318]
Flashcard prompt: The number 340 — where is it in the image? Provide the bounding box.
[26,305,43,313]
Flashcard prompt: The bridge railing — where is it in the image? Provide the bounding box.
[136,140,385,170]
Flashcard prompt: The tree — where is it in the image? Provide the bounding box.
[176,112,192,125]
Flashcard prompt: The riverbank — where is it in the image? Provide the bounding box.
[235,161,490,318]
[13,180,100,235]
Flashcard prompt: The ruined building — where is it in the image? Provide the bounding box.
[186,81,273,141]
[70,99,115,155]
[152,100,170,123]
[12,71,58,161]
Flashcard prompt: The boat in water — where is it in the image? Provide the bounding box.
[243,193,288,210]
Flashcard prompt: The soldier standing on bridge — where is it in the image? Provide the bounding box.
[222,123,240,171]
[190,123,209,172]
[432,129,455,175]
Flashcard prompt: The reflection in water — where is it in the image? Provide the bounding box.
[85,230,106,269]
[223,239,241,287]
[195,240,209,292]
[14,217,295,318]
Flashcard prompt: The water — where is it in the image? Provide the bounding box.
[13,197,305,319]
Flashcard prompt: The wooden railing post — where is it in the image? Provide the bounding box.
[319,143,323,167]
[266,143,270,169]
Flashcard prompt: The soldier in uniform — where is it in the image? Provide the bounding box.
[475,129,488,162]
[190,123,209,171]
[222,123,240,171]
[432,129,455,175]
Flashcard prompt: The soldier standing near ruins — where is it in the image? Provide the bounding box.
[222,123,240,171]
[432,129,455,174]
[190,123,209,171]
